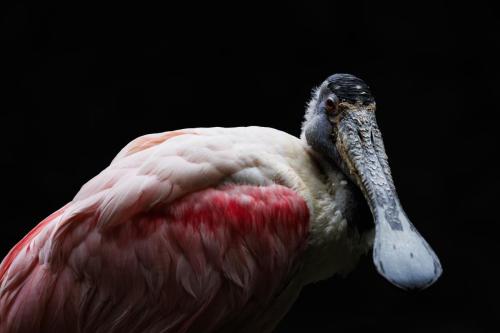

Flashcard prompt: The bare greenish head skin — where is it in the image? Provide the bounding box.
[303,73,442,290]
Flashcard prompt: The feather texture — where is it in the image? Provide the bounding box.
[0,185,309,333]
[0,127,319,333]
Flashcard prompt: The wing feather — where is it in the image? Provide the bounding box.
[0,130,310,333]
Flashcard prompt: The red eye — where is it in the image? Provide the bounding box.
[325,97,338,113]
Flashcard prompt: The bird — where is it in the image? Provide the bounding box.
[0,74,442,333]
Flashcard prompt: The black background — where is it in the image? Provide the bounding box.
[1,2,498,332]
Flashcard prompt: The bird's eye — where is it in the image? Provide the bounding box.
[325,97,338,114]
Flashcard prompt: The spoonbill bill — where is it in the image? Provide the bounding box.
[0,74,442,333]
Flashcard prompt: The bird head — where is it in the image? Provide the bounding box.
[302,74,442,290]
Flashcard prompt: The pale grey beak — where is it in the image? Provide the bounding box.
[336,108,442,289]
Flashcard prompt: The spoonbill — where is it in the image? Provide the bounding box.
[0,74,442,333]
